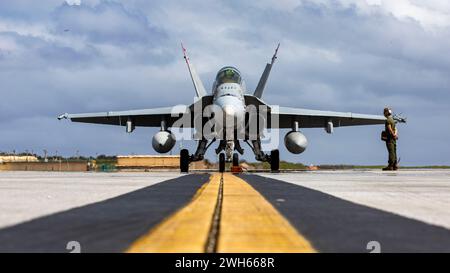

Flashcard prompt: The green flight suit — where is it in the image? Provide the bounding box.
[385,116,397,166]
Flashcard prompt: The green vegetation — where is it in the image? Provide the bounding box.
[280,161,307,169]
[94,155,117,165]
[92,155,117,172]
[242,160,307,170]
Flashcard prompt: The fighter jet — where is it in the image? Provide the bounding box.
[59,44,387,172]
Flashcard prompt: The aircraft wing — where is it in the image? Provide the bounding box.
[270,106,386,129]
[58,106,190,128]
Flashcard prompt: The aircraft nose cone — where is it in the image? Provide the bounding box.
[223,105,235,119]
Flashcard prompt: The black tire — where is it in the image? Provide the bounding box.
[180,149,189,173]
[270,149,280,172]
[232,153,239,167]
[219,153,225,173]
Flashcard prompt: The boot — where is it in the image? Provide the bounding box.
[382,165,394,171]
[393,162,398,171]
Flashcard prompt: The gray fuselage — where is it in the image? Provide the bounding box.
[211,67,246,135]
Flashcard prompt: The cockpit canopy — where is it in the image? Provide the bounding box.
[215,67,242,85]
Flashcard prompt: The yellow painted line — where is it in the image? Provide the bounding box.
[217,173,316,253]
[126,173,221,253]
[126,172,315,253]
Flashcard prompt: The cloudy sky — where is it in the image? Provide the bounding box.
[1,0,449,165]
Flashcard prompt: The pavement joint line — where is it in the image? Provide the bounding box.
[125,173,220,253]
[126,172,316,253]
[204,172,224,253]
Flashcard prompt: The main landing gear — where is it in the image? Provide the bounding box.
[180,139,280,173]
[244,139,280,172]
[180,138,215,173]
[270,149,279,172]
[180,149,190,173]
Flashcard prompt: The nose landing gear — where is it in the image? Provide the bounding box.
[232,153,239,167]
[219,153,225,173]
[218,152,240,173]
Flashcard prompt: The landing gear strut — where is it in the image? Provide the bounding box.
[245,139,280,172]
[179,138,215,173]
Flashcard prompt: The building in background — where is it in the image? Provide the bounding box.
[0,156,39,163]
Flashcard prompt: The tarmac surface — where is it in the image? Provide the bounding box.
[0,170,449,253]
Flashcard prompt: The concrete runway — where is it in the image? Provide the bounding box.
[0,170,449,253]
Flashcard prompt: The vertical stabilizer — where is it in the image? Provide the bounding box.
[254,43,280,99]
[181,43,207,98]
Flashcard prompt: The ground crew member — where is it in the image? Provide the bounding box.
[382,107,398,171]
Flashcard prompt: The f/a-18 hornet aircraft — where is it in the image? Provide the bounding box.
[59,44,389,172]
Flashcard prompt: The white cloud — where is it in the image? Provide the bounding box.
[336,0,450,30]
[251,0,302,11]
[0,35,17,51]
[66,0,81,6]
